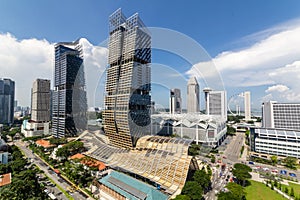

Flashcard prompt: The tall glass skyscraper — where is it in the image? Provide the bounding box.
[52,41,87,138]
[103,9,151,148]
[0,78,15,125]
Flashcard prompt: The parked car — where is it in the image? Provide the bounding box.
[289,173,297,177]
[280,170,287,175]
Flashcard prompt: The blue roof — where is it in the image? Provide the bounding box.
[99,171,168,200]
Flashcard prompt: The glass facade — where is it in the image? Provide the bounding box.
[103,9,151,148]
[0,79,15,124]
[52,42,87,138]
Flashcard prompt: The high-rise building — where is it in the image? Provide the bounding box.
[262,101,300,130]
[31,79,51,122]
[52,41,87,138]
[244,91,251,120]
[170,88,182,114]
[22,79,51,138]
[204,89,227,120]
[0,78,15,124]
[103,9,151,148]
[187,77,199,113]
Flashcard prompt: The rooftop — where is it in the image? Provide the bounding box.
[99,171,168,200]
[36,139,55,148]
[0,173,11,187]
[70,153,106,171]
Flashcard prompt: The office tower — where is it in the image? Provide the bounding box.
[187,77,199,113]
[103,9,151,148]
[170,88,182,114]
[244,91,251,120]
[22,79,51,137]
[0,78,15,124]
[204,89,227,120]
[52,41,87,138]
[31,79,50,122]
[262,101,300,130]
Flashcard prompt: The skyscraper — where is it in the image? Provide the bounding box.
[187,77,199,113]
[170,88,182,114]
[204,89,227,120]
[103,9,151,148]
[244,91,251,120]
[0,78,15,124]
[31,79,51,122]
[22,79,51,137]
[52,41,87,138]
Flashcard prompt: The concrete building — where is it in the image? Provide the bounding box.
[262,101,300,130]
[244,91,251,121]
[103,9,151,148]
[0,78,15,125]
[170,88,182,114]
[52,41,87,138]
[187,77,199,113]
[31,79,51,122]
[22,79,51,137]
[250,127,300,159]
[151,113,227,147]
[203,89,227,120]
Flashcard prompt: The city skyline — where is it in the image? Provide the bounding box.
[1,1,300,110]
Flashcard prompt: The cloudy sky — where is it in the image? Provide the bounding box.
[1,0,300,113]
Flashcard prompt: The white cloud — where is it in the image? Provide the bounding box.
[0,33,108,107]
[0,33,53,106]
[265,84,289,93]
[187,19,300,88]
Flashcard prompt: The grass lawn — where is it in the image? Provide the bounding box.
[280,181,300,198]
[245,180,286,200]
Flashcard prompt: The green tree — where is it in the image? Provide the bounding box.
[218,191,239,200]
[182,181,203,200]
[211,155,216,163]
[174,195,191,200]
[283,156,297,169]
[232,163,252,186]
[226,182,246,200]
[285,187,289,194]
[188,144,201,156]
[193,169,211,191]
[291,187,295,197]
[270,155,278,166]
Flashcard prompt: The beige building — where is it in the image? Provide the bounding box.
[187,77,199,113]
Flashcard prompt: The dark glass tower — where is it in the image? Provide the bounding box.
[52,41,87,138]
[0,78,15,125]
[103,9,151,148]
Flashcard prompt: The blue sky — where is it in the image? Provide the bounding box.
[1,0,300,112]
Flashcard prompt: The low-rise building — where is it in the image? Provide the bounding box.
[95,170,168,200]
[21,120,50,137]
[151,113,227,147]
[250,127,300,159]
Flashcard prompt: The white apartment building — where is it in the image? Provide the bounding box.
[203,89,227,120]
[250,127,300,159]
[262,101,300,130]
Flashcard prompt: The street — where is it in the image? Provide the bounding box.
[15,140,86,200]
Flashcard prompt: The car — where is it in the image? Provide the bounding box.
[271,169,278,173]
[280,170,287,175]
[289,173,297,177]
[248,161,254,165]
[263,167,269,171]
[44,189,49,194]
[223,156,227,159]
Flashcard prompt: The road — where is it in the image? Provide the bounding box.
[223,132,244,163]
[15,140,86,200]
